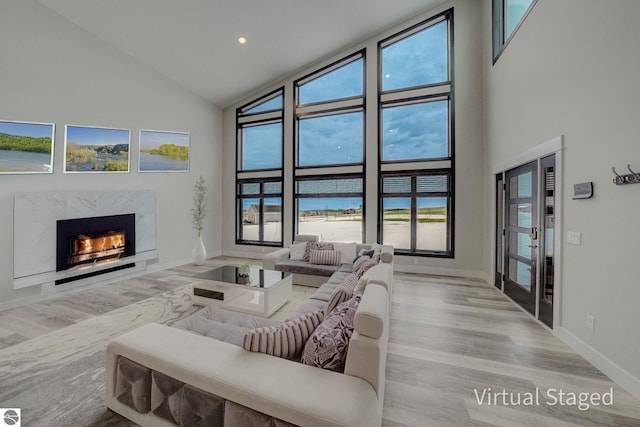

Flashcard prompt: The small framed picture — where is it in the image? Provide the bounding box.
[0,120,55,174]
[138,129,190,172]
[64,125,131,173]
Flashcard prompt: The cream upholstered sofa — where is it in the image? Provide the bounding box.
[263,235,389,288]
[105,246,394,427]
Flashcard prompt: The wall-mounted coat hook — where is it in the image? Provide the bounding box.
[612,167,625,184]
[626,164,640,182]
[612,164,640,185]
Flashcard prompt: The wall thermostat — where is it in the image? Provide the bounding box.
[573,182,593,199]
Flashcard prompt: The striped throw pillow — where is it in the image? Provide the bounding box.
[303,242,334,261]
[325,273,359,315]
[352,255,371,274]
[354,257,378,278]
[243,310,324,359]
[309,249,340,266]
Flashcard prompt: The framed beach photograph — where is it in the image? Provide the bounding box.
[138,129,190,172]
[0,120,55,174]
[64,125,130,173]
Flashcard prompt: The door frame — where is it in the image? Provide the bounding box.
[490,136,564,331]
[503,160,539,316]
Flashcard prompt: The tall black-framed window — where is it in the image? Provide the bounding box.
[378,9,454,257]
[236,88,284,246]
[380,172,452,256]
[294,175,364,243]
[237,88,284,172]
[237,179,283,245]
[493,0,537,63]
[294,50,365,169]
[293,51,365,242]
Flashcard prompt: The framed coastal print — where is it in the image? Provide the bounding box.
[0,120,55,174]
[138,130,190,172]
[64,125,130,173]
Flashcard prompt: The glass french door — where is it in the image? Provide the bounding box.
[504,160,538,315]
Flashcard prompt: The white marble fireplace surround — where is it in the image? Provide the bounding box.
[13,190,157,293]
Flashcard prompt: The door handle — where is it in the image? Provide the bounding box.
[527,244,538,249]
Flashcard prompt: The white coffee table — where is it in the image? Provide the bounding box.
[192,265,292,317]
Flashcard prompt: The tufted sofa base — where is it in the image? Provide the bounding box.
[114,355,295,426]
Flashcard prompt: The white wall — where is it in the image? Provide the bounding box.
[222,0,486,278]
[483,0,640,396]
[0,0,222,308]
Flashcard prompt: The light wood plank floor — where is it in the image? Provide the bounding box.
[1,258,639,426]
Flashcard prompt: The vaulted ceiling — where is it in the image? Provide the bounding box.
[38,0,444,107]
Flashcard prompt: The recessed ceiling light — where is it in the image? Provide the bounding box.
[238,37,247,45]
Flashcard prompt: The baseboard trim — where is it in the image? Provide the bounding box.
[557,327,640,400]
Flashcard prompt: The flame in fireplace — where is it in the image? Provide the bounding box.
[75,233,125,255]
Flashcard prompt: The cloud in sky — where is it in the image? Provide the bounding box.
[299,59,363,105]
[382,21,448,91]
[298,111,363,166]
[243,123,282,170]
[382,101,448,160]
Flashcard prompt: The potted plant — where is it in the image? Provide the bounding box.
[237,260,251,277]
[190,175,207,265]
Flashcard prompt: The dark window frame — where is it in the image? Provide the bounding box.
[293,173,366,243]
[379,12,451,92]
[236,178,283,247]
[236,88,284,173]
[492,0,538,64]
[379,170,454,257]
[379,94,452,164]
[294,50,365,108]
[294,50,366,170]
[236,87,285,247]
[377,9,455,258]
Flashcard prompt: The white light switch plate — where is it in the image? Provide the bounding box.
[568,231,582,245]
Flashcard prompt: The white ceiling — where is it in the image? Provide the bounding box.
[38,0,444,108]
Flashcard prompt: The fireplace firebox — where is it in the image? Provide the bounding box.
[56,214,136,273]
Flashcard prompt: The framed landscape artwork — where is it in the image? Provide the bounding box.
[64,125,131,173]
[138,129,190,172]
[0,120,55,174]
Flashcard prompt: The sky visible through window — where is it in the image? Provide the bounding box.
[242,123,282,170]
[240,18,449,220]
[298,112,363,166]
[382,21,448,91]
[382,101,448,161]
[299,59,363,105]
[244,95,282,114]
[506,0,534,38]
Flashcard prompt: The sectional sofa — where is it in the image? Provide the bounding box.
[105,242,394,427]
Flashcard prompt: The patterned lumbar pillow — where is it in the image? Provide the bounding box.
[308,249,340,266]
[243,310,324,359]
[325,273,359,315]
[301,295,361,372]
[303,242,334,261]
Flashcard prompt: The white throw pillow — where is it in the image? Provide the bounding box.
[334,242,357,264]
[289,242,307,261]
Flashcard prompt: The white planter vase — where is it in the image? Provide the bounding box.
[192,235,206,265]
